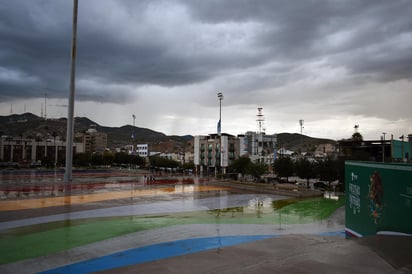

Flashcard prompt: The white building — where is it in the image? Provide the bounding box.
[136,144,149,157]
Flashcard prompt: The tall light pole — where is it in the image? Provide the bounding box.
[64,0,78,184]
[382,132,386,163]
[400,135,405,162]
[299,119,304,152]
[218,93,223,134]
[132,114,136,154]
[217,92,223,174]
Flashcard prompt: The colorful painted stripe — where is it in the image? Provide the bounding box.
[39,235,275,274]
[39,231,345,274]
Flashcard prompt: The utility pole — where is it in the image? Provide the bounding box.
[44,92,47,120]
[132,114,136,154]
[382,132,386,163]
[64,0,79,184]
[299,119,304,153]
[400,135,405,162]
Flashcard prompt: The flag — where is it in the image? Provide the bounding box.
[217,119,221,134]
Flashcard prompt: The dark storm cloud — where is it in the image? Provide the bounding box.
[0,1,72,99]
[185,0,412,78]
[1,0,412,104]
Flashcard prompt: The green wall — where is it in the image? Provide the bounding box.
[392,140,412,160]
[345,161,412,237]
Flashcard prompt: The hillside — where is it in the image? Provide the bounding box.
[0,113,183,150]
[0,113,336,153]
[276,133,336,152]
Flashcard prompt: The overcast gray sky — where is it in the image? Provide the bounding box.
[1,0,411,140]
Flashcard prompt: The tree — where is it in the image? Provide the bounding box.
[273,157,294,182]
[130,155,145,167]
[149,155,180,169]
[114,152,130,165]
[182,162,195,171]
[351,132,363,141]
[316,158,338,188]
[230,156,252,178]
[74,152,92,166]
[102,151,114,166]
[91,152,103,166]
[247,162,268,181]
[295,158,315,188]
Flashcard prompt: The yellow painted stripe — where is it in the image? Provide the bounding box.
[0,185,230,211]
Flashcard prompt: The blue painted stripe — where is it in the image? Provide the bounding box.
[40,231,345,274]
[316,230,346,237]
[39,235,275,274]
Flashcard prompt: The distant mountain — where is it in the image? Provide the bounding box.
[0,113,336,153]
[276,133,336,152]
[0,113,187,150]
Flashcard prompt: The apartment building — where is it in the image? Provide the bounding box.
[194,134,239,174]
[75,125,108,154]
[239,131,277,166]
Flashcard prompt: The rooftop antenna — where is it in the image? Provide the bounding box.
[257,107,265,134]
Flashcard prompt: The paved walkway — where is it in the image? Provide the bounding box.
[102,234,406,274]
[1,177,410,273]
[0,193,284,230]
[1,206,345,274]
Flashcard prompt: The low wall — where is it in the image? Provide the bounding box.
[211,180,323,198]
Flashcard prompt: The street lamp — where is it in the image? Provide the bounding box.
[217,92,223,175]
[217,92,223,134]
[132,114,136,154]
[400,135,405,162]
[64,0,79,184]
[382,132,386,163]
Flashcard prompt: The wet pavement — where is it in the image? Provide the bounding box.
[0,193,285,230]
[0,169,411,273]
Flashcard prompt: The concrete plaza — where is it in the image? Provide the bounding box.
[0,172,410,273]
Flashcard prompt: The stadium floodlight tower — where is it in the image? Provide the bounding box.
[217,92,223,135]
[299,119,304,149]
[217,92,223,175]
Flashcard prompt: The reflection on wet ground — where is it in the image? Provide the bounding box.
[0,169,209,200]
[0,169,344,228]
[0,169,346,273]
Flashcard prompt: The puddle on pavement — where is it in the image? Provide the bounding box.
[0,169,213,200]
[206,196,344,224]
[0,169,344,231]
[0,196,344,236]
[0,195,345,266]
[0,170,346,265]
